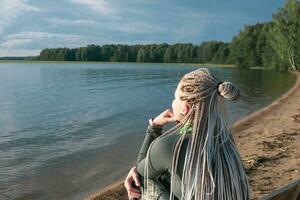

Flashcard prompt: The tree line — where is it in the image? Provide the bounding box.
[38,0,299,70]
[39,42,230,64]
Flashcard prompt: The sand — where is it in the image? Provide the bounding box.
[86,70,300,200]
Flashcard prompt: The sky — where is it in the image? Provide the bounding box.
[0,0,285,57]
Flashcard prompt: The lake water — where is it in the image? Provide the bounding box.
[0,63,296,200]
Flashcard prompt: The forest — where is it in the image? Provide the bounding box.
[38,0,299,70]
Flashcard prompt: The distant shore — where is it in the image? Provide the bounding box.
[85,70,300,200]
[0,60,236,67]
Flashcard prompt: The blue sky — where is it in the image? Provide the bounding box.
[0,0,285,57]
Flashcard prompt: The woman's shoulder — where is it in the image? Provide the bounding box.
[153,133,181,147]
[151,134,189,159]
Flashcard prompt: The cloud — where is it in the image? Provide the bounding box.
[0,0,42,36]
[45,18,100,27]
[45,17,168,35]
[0,0,285,57]
[0,49,40,57]
[0,31,89,56]
[1,39,33,48]
[70,0,115,15]
[3,31,82,42]
[1,31,85,50]
[109,21,168,34]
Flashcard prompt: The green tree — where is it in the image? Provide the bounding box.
[163,47,176,63]
[129,45,142,62]
[212,43,230,64]
[111,45,130,62]
[76,47,87,61]
[268,0,300,70]
[86,45,101,61]
[137,47,149,62]
[229,25,260,68]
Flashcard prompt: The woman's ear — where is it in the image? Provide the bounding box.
[181,103,190,116]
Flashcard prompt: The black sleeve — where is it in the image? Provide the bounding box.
[136,134,180,179]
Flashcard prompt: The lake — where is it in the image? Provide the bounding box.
[0,63,296,200]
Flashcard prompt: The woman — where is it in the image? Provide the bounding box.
[124,68,251,200]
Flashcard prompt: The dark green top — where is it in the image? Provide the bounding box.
[136,124,192,199]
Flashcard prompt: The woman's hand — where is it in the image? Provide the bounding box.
[152,109,176,127]
[124,166,141,199]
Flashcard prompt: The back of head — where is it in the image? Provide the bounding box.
[162,67,250,200]
[179,67,240,104]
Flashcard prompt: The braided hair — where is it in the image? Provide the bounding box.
[144,68,250,200]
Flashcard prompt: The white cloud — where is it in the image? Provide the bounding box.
[0,0,42,36]
[0,31,88,56]
[1,39,33,48]
[0,31,86,54]
[45,17,100,27]
[3,31,82,41]
[45,17,167,34]
[70,0,115,15]
[0,49,40,57]
[110,21,168,34]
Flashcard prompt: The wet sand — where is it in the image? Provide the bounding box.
[86,70,300,200]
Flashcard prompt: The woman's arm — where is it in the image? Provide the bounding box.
[137,109,175,162]
[124,124,163,199]
[124,109,176,198]
[137,124,163,163]
[136,133,180,179]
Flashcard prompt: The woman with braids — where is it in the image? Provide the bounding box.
[124,68,251,200]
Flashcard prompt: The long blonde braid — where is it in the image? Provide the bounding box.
[144,68,250,200]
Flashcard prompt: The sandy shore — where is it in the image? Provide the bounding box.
[87,70,300,200]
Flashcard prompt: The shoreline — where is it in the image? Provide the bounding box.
[0,60,235,67]
[87,70,300,200]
